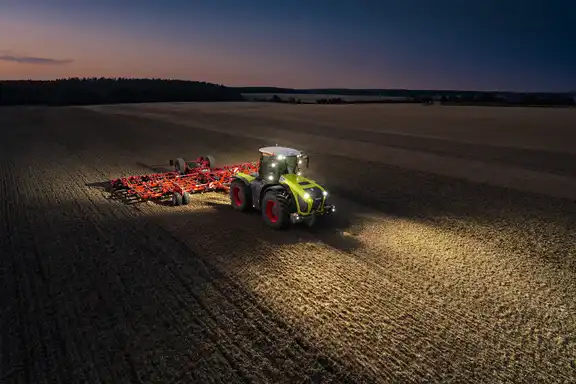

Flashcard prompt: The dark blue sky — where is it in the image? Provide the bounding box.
[1,0,575,91]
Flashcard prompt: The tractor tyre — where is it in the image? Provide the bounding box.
[182,191,191,205]
[174,158,187,174]
[172,192,183,206]
[230,179,252,212]
[261,190,291,230]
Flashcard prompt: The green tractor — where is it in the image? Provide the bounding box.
[229,146,335,229]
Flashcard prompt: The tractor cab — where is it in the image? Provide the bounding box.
[257,146,308,183]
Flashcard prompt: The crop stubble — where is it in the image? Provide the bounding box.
[1,103,575,383]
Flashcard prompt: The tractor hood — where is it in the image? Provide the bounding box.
[279,174,325,192]
[279,173,328,215]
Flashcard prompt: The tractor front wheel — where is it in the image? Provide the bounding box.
[261,191,291,230]
[230,179,252,212]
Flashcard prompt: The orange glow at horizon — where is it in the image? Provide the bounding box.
[0,11,400,88]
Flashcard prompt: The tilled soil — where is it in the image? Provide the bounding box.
[1,103,575,383]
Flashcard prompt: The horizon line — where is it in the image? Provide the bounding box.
[0,76,573,94]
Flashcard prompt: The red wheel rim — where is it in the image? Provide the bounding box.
[265,200,278,223]
[232,186,242,206]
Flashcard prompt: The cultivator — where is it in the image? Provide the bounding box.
[109,156,259,205]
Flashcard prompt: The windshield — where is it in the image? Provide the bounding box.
[259,153,307,179]
[285,156,298,174]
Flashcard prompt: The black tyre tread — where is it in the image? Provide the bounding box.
[230,179,252,212]
[262,190,291,230]
[182,191,191,205]
[174,158,187,174]
[205,155,216,169]
[278,190,296,214]
[173,192,183,206]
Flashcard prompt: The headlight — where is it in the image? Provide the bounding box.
[303,193,310,200]
[268,175,274,180]
[322,191,328,197]
[271,163,276,167]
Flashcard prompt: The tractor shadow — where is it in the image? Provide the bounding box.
[201,200,364,254]
[85,180,154,206]
[86,179,364,254]
[5,197,376,383]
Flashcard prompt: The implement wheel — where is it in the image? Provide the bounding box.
[182,191,191,205]
[205,155,216,170]
[261,191,291,230]
[174,158,187,174]
[172,192,183,206]
[230,179,252,212]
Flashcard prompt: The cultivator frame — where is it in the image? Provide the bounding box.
[109,156,259,205]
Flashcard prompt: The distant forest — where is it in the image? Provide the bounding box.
[236,87,576,107]
[0,78,574,107]
[0,78,243,106]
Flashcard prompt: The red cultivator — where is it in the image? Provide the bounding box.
[109,156,259,205]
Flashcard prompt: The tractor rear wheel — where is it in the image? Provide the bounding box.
[230,179,252,212]
[261,191,291,230]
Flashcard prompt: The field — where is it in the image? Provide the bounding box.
[1,102,576,383]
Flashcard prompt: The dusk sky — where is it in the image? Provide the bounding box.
[1,0,575,92]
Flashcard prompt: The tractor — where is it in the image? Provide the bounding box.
[229,146,335,229]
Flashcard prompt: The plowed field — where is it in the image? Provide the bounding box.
[1,102,576,383]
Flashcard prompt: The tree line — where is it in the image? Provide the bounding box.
[252,92,576,107]
[0,78,244,106]
[2,79,573,107]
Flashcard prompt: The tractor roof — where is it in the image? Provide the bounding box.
[259,146,302,157]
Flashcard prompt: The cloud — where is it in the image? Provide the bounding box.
[0,53,73,65]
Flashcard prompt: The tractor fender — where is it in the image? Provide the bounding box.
[260,184,286,199]
[259,184,294,210]
[234,172,255,185]
[233,175,250,185]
